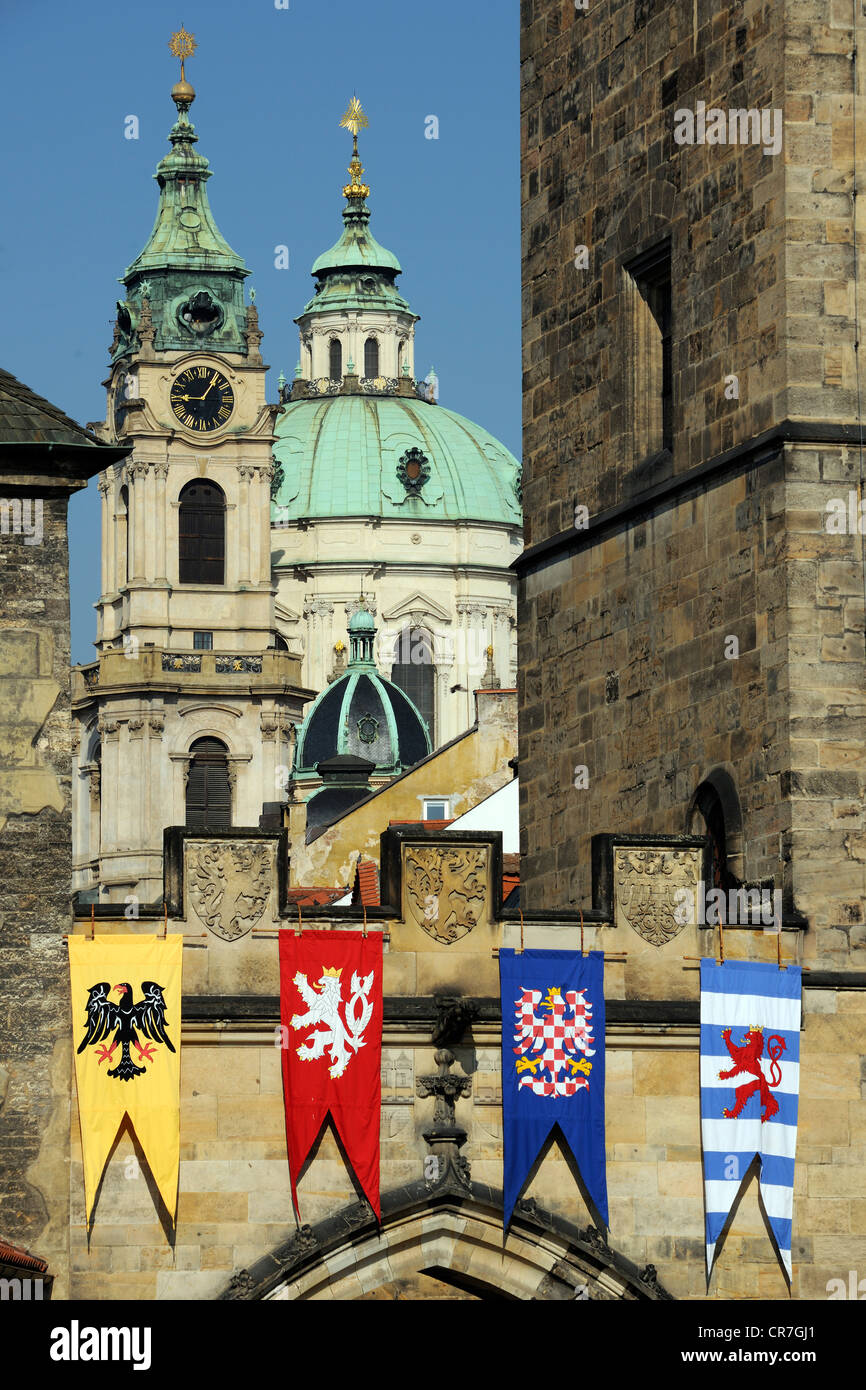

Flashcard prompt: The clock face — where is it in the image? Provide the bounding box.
[170,365,234,433]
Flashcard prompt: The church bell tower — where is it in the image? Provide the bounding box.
[73,30,313,906]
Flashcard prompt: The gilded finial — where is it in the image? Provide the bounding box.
[169,25,197,108]
[340,95,371,200]
[340,96,369,139]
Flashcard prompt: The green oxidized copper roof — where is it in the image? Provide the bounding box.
[124,100,247,278]
[311,200,402,276]
[112,83,249,359]
[271,394,522,528]
[299,155,415,321]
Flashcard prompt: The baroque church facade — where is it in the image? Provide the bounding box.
[71,72,521,907]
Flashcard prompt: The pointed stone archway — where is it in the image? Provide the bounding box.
[218,1175,674,1302]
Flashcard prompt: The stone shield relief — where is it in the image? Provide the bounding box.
[404,845,488,945]
[186,841,274,941]
[614,846,701,946]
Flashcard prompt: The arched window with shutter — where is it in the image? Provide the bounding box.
[185,737,232,829]
[329,339,342,380]
[364,337,379,378]
[390,626,435,742]
[178,480,225,585]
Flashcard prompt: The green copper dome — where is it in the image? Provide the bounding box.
[271,395,522,527]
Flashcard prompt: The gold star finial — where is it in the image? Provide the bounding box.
[339,96,368,139]
[169,25,197,82]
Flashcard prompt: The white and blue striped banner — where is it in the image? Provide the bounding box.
[700,959,801,1279]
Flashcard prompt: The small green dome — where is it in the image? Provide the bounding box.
[349,603,375,634]
[272,394,521,527]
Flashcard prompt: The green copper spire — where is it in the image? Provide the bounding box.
[299,98,415,321]
[111,29,250,360]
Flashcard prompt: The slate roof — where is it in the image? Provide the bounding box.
[0,368,104,448]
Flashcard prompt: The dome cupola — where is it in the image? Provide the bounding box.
[293,600,431,781]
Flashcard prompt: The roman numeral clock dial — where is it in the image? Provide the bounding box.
[170,366,234,432]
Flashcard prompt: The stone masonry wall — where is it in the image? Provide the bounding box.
[0,491,73,1293]
[518,0,866,941]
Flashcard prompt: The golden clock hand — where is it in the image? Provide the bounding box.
[200,373,218,400]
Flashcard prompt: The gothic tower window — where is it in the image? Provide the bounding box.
[178,480,226,585]
[624,241,673,462]
[688,772,745,892]
[185,737,232,829]
[329,339,343,380]
[390,626,434,740]
[364,337,379,378]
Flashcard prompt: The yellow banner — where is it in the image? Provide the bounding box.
[69,935,182,1227]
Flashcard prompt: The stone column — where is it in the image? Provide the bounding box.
[128,461,148,582]
[237,465,254,585]
[98,474,110,597]
[154,461,169,582]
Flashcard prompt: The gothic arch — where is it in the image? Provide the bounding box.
[219,1180,672,1302]
[686,766,745,886]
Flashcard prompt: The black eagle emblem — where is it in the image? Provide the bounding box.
[77,981,175,1081]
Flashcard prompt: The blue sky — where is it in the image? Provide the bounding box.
[1,0,521,664]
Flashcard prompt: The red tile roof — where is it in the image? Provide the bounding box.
[286,887,348,907]
[352,859,380,907]
[0,1239,49,1273]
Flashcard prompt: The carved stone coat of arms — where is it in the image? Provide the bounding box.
[404,845,488,945]
[187,841,274,941]
[614,847,701,947]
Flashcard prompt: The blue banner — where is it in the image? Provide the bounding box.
[500,949,608,1229]
[700,959,801,1280]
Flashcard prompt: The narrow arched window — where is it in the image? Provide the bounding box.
[178,480,225,585]
[364,337,379,378]
[329,339,342,380]
[185,737,232,829]
[397,340,407,374]
[391,626,434,740]
[117,485,129,588]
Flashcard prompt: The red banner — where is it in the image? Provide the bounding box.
[279,930,383,1219]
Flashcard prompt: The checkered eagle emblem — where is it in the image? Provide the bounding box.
[513,986,596,1097]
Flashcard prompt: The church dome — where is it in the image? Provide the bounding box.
[272,394,521,527]
[293,603,431,779]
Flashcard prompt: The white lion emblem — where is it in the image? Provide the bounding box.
[290,966,374,1078]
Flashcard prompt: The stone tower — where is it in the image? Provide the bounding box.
[72,58,313,906]
[517,0,866,945]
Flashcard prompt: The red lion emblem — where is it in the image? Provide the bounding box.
[718,1025,786,1123]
